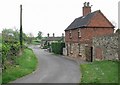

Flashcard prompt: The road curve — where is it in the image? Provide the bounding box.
[11,45,81,83]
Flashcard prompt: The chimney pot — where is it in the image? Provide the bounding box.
[84,2,86,7]
[87,2,90,7]
[62,33,64,37]
[47,33,49,37]
[53,33,55,37]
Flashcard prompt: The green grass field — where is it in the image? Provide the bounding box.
[80,60,119,83]
[2,48,38,84]
[31,40,40,45]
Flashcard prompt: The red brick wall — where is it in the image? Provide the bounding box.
[65,30,70,42]
[80,27,114,43]
[65,29,79,43]
[88,10,114,27]
[65,27,113,43]
[72,29,79,42]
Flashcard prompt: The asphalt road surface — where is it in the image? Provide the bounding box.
[11,45,81,83]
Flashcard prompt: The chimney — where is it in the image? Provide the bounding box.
[53,33,55,37]
[47,33,49,37]
[83,2,91,16]
[62,33,64,37]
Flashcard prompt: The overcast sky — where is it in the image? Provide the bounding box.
[0,0,119,37]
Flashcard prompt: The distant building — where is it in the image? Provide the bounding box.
[41,33,64,48]
[64,2,114,61]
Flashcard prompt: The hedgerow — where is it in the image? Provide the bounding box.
[2,42,21,69]
[51,42,65,54]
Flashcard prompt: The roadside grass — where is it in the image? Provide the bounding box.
[31,40,40,45]
[80,60,119,83]
[2,48,38,84]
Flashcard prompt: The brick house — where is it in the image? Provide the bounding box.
[41,33,64,48]
[64,2,114,61]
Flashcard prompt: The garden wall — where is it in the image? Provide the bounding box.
[93,33,118,61]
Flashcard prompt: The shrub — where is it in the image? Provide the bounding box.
[2,42,21,69]
[42,45,49,49]
[2,43,11,64]
[51,42,65,54]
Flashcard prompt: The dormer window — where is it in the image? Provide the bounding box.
[78,29,81,38]
[69,30,72,39]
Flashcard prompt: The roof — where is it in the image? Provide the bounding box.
[41,37,64,41]
[65,10,97,31]
[65,10,114,31]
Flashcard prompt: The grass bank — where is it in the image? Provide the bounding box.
[2,48,38,84]
[80,60,119,83]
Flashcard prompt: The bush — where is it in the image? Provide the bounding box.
[51,42,65,54]
[42,45,49,49]
[2,42,20,56]
[2,48,38,84]
[2,43,10,65]
[2,42,21,69]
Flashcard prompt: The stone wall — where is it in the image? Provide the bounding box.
[65,43,86,60]
[93,33,118,61]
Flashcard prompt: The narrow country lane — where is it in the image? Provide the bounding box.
[11,45,81,83]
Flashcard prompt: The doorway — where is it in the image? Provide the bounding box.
[90,47,93,62]
[85,46,93,62]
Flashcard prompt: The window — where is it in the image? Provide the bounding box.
[70,43,71,51]
[69,30,72,39]
[70,43,73,54]
[78,43,82,56]
[78,43,80,53]
[78,29,81,38]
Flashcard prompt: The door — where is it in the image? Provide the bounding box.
[95,47,103,60]
[85,46,93,62]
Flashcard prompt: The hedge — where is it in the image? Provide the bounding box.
[2,42,23,69]
[51,42,65,54]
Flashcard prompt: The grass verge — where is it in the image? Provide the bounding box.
[80,60,119,83]
[31,40,40,45]
[2,48,38,84]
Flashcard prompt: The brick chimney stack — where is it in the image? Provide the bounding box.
[62,33,64,37]
[47,33,49,37]
[83,2,91,16]
[53,33,55,37]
